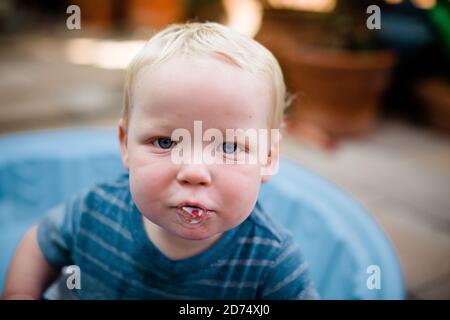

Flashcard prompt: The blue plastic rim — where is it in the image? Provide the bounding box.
[0,128,405,299]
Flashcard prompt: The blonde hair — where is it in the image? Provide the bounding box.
[123,22,288,130]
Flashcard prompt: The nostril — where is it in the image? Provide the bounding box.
[180,179,208,186]
[176,167,212,186]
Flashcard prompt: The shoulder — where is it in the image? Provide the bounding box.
[36,174,133,273]
[46,173,132,236]
[244,202,295,247]
[74,173,132,232]
[238,202,301,260]
[237,203,318,299]
[246,204,318,299]
[82,174,131,213]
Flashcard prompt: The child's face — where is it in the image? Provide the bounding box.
[119,55,277,241]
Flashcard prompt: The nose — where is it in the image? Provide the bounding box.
[176,164,212,186]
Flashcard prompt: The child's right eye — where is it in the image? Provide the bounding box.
[153,137,176,149]
[221,142,240,154]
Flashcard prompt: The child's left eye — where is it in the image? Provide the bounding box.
[153,137,176,149]
[221,142,242,154]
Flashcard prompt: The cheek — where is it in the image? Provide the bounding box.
[128,150,175,213]
[216,164,262,222]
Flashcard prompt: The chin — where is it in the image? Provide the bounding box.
[173,226,218,241]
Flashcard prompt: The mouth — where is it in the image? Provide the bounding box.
[173,202,214,227]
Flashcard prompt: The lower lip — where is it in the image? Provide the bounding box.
[174,207,212,228]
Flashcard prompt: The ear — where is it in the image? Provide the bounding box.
[118,118,129,170]
[261,130,282,184]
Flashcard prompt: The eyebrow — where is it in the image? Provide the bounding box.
[137,119,177,131]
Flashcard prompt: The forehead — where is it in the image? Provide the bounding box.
[131,54,272,130]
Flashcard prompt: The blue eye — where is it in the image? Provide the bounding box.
[154,137,175,149]
[222,142,238,154]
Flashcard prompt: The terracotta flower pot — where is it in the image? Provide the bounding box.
[256,10,396,146]
[72,0,115,29]
[419,78,450,133]
[282,45,396,137]
[127,0,185,29]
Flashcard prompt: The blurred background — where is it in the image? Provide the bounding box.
[0,0,449,299]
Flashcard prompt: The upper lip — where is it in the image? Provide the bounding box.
[174,201,213,212]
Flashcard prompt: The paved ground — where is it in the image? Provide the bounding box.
[282,123,450,299]
[1,31,449,299]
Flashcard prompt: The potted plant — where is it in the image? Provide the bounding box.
[256,0,397,148]
[418,1,450,132]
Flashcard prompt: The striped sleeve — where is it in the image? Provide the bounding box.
[37,193,83,270]
[260,237,319,300]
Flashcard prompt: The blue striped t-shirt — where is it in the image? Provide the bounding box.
[37,173,318,300]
